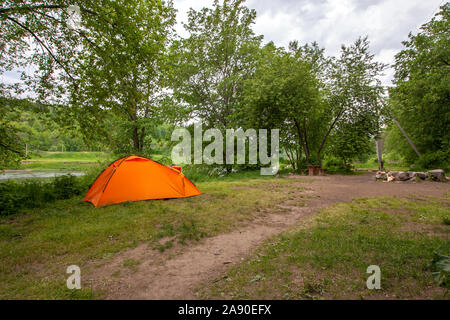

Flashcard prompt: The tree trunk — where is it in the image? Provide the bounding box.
[132,125,141,153]
[130,108,146,154]
[140,127,145,153]
[317,108,345,168]
[285,147,296,171]
[293,118,310,165]
[376,138,384,171]
[317,151,322,168]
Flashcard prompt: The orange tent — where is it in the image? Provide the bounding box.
[83,155,201,207]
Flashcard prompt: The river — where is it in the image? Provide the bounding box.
[0,171,86,180]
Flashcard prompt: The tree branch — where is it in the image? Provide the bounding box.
[0,4,99,17]
[6,16,77,84]
[0,4,62,15]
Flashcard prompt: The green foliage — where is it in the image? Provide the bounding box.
[1,98,97,156]
[414,150,450,172]
[170,0,262,130]
[327,116,375,166]
[0,97,25,168]
[52,175,83,199]
[432,243,450,289]
[323,156,352,174]
[443,217,450,226]
[242,42,324,170]
[320,37,385,166]
[71,0,176,153]
[1,1,176,154]
[243,37,385,168]
[387,4,450,169]
[0,175,86,215]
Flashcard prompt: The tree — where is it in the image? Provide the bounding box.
[0,1,83,164]
[0,1,176,154]
[287,41,331,166]
[387,3,449,168]
[326,113,374,166]
[0,1,103,100]
[317,37,386,167]
[71,0,176,153]
[170,0,262,130]
[0,97,24,168]
[242,42,324,170]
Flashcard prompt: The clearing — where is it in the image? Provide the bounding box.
[0,172,448,299]
[86,173,449,299]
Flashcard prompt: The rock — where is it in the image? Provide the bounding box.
[430,169,446,182]
[375,171,387,180]
[397,171,411,181]
[385,170,444,182]
[411,172,427,180]
[387,171,400,179]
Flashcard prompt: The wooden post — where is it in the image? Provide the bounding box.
[376,139,384,171]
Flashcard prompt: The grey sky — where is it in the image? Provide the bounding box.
[1,0,444,87]
[175,0,445,85]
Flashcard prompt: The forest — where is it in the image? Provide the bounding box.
[0,0,448,173]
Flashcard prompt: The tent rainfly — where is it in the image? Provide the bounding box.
[83,155,201,207]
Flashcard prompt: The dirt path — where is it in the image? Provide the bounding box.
[87,173,449,299]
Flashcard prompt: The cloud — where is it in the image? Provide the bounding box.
[242,0,444,85]
[0,71,22,85]
[173,0,443,85]
[2,1,444,89]
[172,0,447,86]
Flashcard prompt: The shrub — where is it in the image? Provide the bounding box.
[0,174,89,216]
[181,164,228,182]
[432,243,450,289]
[443,216,450,225]
[0,180,24,215]
[323,156,353,174]
[52,175,83,199]
[415,151,450,171]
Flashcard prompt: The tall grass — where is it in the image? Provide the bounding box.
[0,161,106,215]
[0,175,87,215]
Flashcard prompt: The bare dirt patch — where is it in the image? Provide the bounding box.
[86,173,449,299]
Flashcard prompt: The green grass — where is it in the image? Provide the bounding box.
[0,175,307,299]
[32,151,107,161]
[353,161,411,172]
[17,151,110,171]
[6,151,166,172]
[199,196,450,300]
[122,258,141,270]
